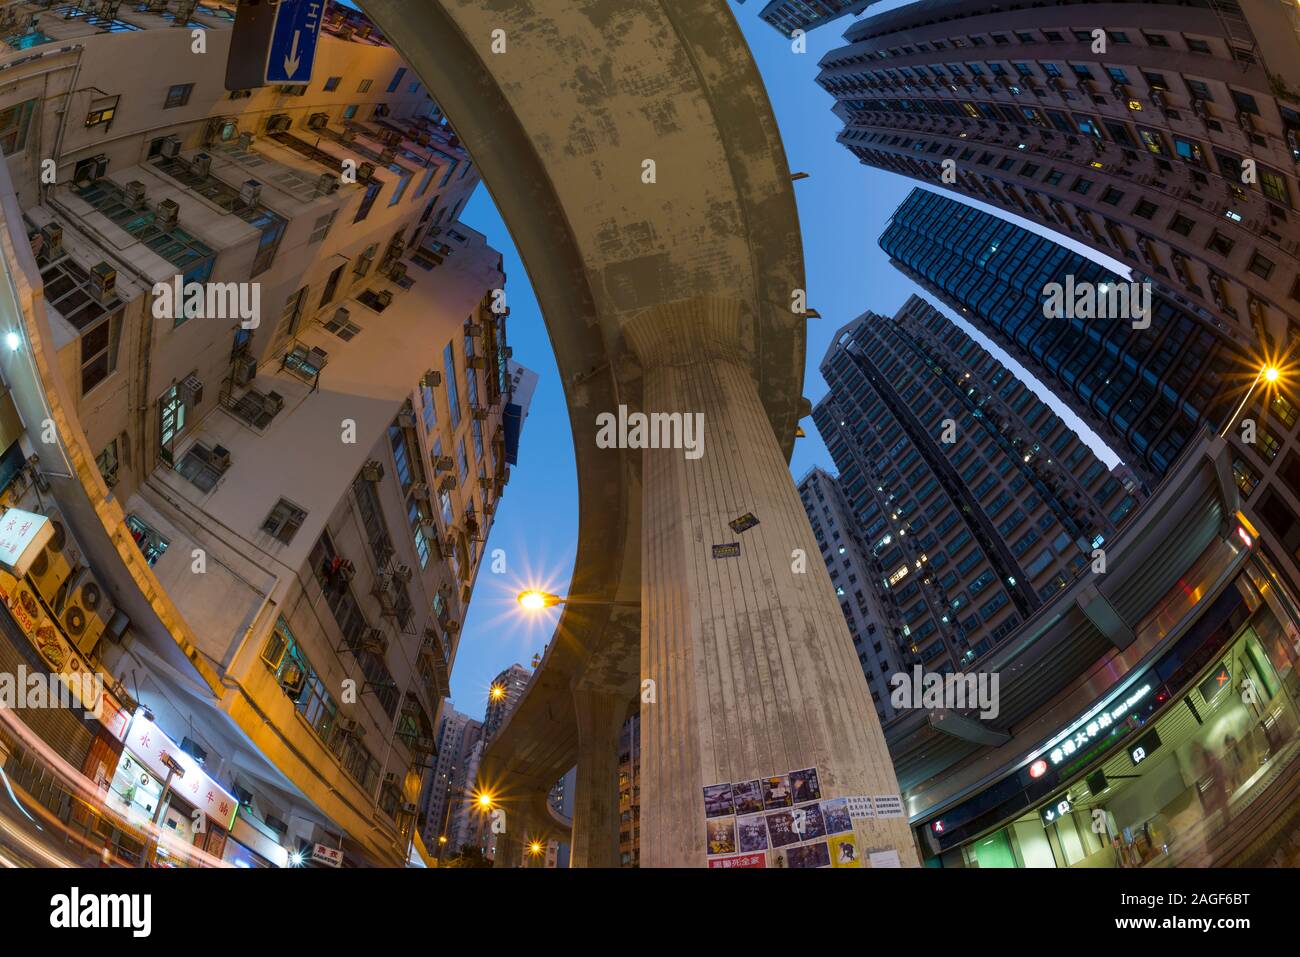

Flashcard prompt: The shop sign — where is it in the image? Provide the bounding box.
[1040,797,1072,826]
[1129,728,1162,766]
[311,843,343,868]
[0,508,52,577]
[1198,665,1231,704]
[125,714,238,830]
[707,852,765,868]
[0,568,129,739]
[1044,683,1152,767]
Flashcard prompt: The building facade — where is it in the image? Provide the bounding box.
[880,187,1254,486]
[817,0,1300,615]
[812,295,1141,676]
[799,467,899,723]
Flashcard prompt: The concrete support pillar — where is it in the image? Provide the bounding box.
[570,687,628,868]
[625,297,919,868]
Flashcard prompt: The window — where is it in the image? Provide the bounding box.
[1248,252,1275,280]
[1170,213,1195,236]
[262,498,307,544]
[386,68,407,93]
[325,310,361,340]
[157,384,189,466]
[1133,199,1158,219]
[262,617,336,740]
[1143,33,1169,47]
[352,179,381,224]
[320,264,344,308]
[80,308,122,395]
[164,83,194,109]
[1185,37,1211,54]
[357,79,373,92]
[443,342,461,429]
[342,104,358,120]
[309,209,337,245]
[1206,231,1234,257]
[96,439,119,486]
[84,95,118,128]
[0,99,35,154]
[323,76,341,91]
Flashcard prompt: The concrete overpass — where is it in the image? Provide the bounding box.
[359,0,920,866]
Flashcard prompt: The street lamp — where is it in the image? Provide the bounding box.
[1222,362,1285,436]
[489,684,506,702]
[515,589,639,610]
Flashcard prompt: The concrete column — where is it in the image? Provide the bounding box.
[569,688,628,868]
[625,297,920,868]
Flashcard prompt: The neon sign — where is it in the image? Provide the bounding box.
[1045,683,1152,767]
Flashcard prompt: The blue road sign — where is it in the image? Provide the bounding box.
[265,0,324,85]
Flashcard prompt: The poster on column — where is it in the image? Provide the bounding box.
[829,833,863,867]
[771,841,831,868]
[820,798,854,835]
[706,817,738,856]
[872,794,906,818]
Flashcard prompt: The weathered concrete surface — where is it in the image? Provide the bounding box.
[360,0,914,865]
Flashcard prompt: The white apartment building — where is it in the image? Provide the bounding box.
[0,0,533,867]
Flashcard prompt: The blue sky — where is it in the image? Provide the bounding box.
[447,4,1131,712]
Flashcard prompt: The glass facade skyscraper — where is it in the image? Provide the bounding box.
[879,188,1248,483]
[810,295,1139,677]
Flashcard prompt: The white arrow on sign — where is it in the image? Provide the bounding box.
[283,29,301,78]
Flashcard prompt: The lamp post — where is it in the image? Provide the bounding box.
[516,589,639,611]
[1223,363,1282,436]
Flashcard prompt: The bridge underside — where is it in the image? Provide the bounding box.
[362,0,916,866]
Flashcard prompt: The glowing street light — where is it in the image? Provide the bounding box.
[515,589,639,611]
[4,331,19,351]
[1223,362,1286,435]
[489,684,506,702]
[528,840,544,856]
[475,790,495,810]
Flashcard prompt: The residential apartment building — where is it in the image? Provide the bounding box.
[0,0,530,867]
[419,706,481,857]
[880,187,1254,486]
[798,467,898,722]
[817,0,1300,596]
[753,0,874,36]
[811,295,1141,675]
[483,662,530,741]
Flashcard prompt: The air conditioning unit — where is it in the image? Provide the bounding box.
[386,262,407,282]
[191,152,212,176]
[336,717,364,738]
[266,114,291,133]
[159,135,182,159]
[27,510,80,606]
[89,262,117,304]
[156,199,179,229]
[40,223,62,259]
[262,391,284,416]
[361,460,384,482]
[434,456,453,472]
[307,346,329,370]
[358,161,376,180]
[411,483,430,501]
[360,627,388,655]
[239,179,262,207]
[237,131,254,150]
[232,353,256,386]
[397,410,416,429]
[124,180,147,208]
[209,444,231,473]
[411,735,434,754]
[306,112,329,130]
[421,370,441,388]
[315,171,338,196]
[394,564,413,584]
[60,568,114,657]
[438,475,456,492]
[181,373,203,407]
[400,801,419,815]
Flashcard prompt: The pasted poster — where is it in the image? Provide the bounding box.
[707,817,738,855]
[789,766,822,803]
[872,794,906,818]
[731,779,764,815]
[703,782,735,818]
[762,773,792,809]
[737,815,770,853]
[771,841,831,868]
[845,795,875,819]
[708,852,766,868]
[829,833,862,868]
[820,797,854,835]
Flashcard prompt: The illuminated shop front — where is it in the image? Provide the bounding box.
[918,551,1300,868]
[106,713,239,867]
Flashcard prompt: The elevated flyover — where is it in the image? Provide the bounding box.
[359,0,920,866]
